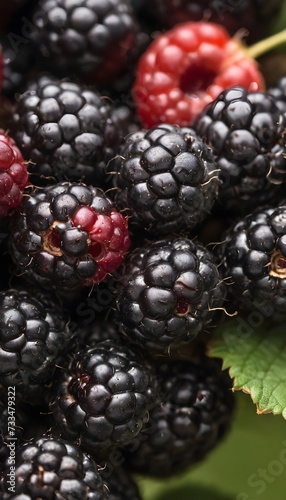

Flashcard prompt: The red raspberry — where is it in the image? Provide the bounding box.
[133,21,264,128]
[0,131,28,218]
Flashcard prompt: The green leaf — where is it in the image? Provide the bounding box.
[209,319,286,419]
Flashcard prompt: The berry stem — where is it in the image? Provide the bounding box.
[246,28,286,59]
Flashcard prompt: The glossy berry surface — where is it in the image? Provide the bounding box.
[113,124,219,234]
[0,288,72,402]
[219,205,286,318]
[194,86,286,213]
[9,182,130,289]
[0,436,109,499]
[115,237,226,351]
[0,131,28,218]
[133,21,264,127]
[123,356,235,477]
[10,75,119,187]
[50,340,158,455]
[31,0,138,85]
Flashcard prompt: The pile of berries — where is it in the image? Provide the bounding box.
[1,0,286,498]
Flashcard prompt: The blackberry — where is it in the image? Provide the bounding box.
[194,86,286,214]
[113,124,219,234]
[115,237,226,352]
[9,182,130,290]
[49,340,159,456]
[153,0,282,42]
[0,436,109,498]
[218,205,286,319]
[1,35,37,99]
[80,320,121,348]
[267,76,286,115]
[101,467,141,500]
[30,0,138,86]
[110,104,140,142]
[10,75,120,186]
[123,356,235,477]
[0,130,28,218]
[0,288,73,401]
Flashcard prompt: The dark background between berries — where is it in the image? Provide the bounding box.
[1,1,286,500]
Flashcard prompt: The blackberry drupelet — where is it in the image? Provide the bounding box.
[30,0,138,85]
[0,436,109,498]
[0,288,73,401]
[218,205,286,319]
[123,355,235,477]
[9,182,130,289]
[113,124,219,234]
[194,86,286,214]
[100,466,142,500]
[49,340,159,456]
[10,75,120,186]
[153,0,283,42]
[115,237,226,352]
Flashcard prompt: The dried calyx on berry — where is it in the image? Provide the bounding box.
[218,205,286,320]
[9,182,130,290]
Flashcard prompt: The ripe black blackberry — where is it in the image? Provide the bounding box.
[110,104,140,142]
[0,288,73,402]
[112,124,219,234]
[100,467,141,500]
[49,340,159,456]
[123,355,235,477]
[115,237,226,352]
[1,36,36,99]
[194,86,286,214]
[9,181,130,290]
[218,204,286,319]
[153,0,283,43]
[30,0,139,86]
[0,436,109,498]
[78,319,121,348]
[267,76,286,115]
[10,75,120,186]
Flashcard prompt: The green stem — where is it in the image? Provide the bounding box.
[247,28,286,59]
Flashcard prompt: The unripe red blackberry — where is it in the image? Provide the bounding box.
[9,182,130,290]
